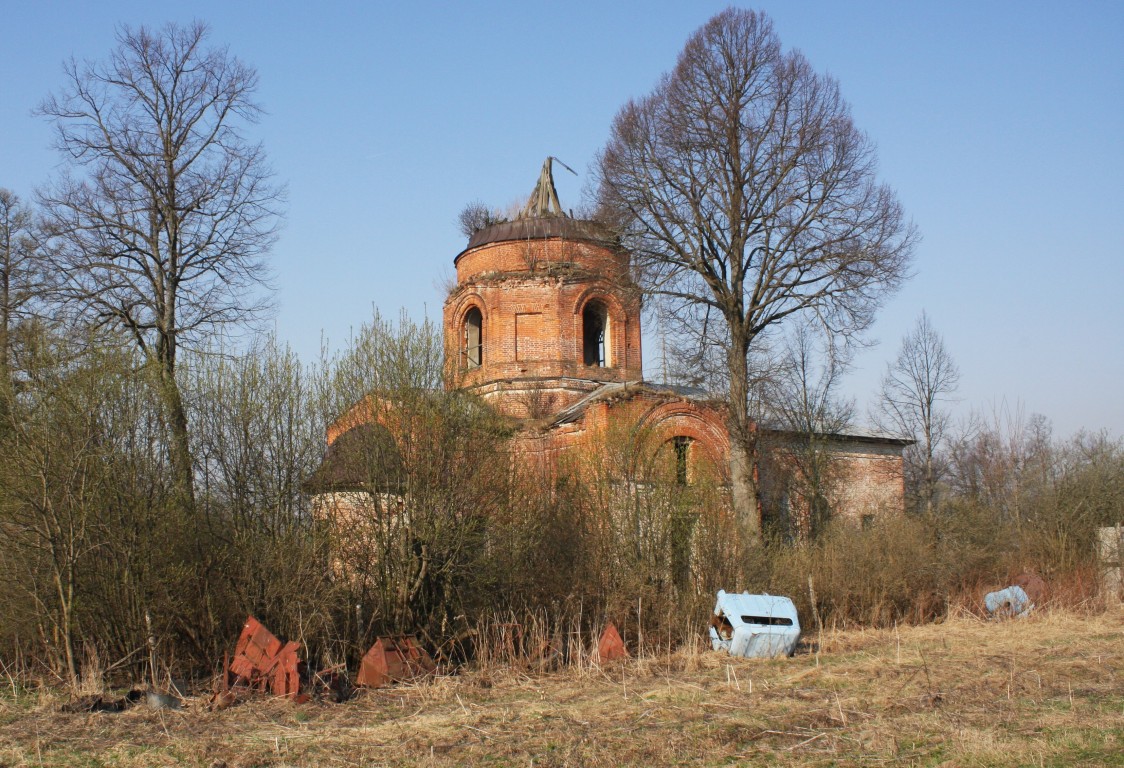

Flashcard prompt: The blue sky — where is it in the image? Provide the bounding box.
[2,1,1122,438]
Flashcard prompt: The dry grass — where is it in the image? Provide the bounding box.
[1,607,1121,767]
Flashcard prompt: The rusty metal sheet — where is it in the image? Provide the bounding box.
[356,636,435,688]
[231,616,282,683]
[462,216,615,253]
[595,622,628,662]
[1014,572,1047,605]
[228,615,303,697]
[268,641,302,697]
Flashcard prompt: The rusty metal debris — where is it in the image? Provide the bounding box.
[594,622,628,662]
[226,615,303,698]
[1014,572,1047,605]
[356,636,435,688]
[206,688,240,711]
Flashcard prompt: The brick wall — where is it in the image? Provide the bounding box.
[759,435,907,531]
[444,235,642,416]
[316,222,909,533]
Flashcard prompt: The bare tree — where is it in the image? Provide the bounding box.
[0,189,50,390]
[595,9,915,542]
[767,323,855,437]
[37,22,282,506]
[760,322,855,537]
[876,311,960,514]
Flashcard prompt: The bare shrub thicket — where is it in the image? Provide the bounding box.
[770,414,1122,628]
[314,313,745,662]
[0,326,337,685]
[0,324,175,686]
[0,310,1119,684]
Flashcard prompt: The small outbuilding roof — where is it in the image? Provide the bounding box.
[303,423,405,494]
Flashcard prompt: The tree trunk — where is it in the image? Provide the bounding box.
[0,237,12,421]
[923,419,934,516]
[155,334,195,512]
[727,340,761,546]
[55,568,78,689]
[165,377,195,510]
[0,257,9,387]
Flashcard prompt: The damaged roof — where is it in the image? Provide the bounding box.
[458,158,618,256]
[548,380,719,427]
[518,157,567,219]
[546,380,913,447]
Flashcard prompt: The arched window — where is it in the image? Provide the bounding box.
[582,300,610,367]
[464,307,483,368]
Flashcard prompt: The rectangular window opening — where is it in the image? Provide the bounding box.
[741,615,794,627]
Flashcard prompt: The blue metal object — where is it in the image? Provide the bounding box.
[708,590,801,658]
[984,585,1032,617]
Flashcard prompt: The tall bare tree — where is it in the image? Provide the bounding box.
[0,189,49,391]
[876,311,960,514]
[595,9,915,542]
[37,22,282,506]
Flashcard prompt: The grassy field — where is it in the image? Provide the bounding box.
[0,607,1121,767]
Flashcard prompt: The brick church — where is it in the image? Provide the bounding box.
[311,160,909,530]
